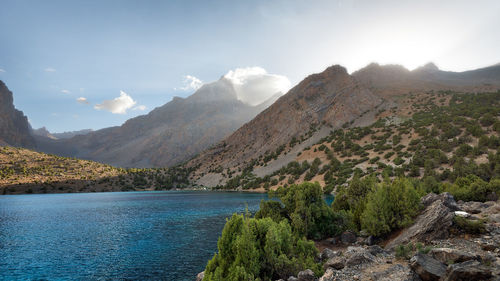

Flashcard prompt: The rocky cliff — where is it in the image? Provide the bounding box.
[0,81,35,148]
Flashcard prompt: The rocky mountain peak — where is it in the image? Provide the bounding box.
[415,62,439,72]
[0,80,35,148]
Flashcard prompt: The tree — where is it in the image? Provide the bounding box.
[361,178,421,236]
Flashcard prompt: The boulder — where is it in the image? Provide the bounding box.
[345,247,375,267]
[325,237,337,245]
[459,201,488,214]
[386,200,454,250]
[367,245,385,256]
[323,256,345,270]
[196,271,205,281]
[297,269,315,281]
[409,253,447,281]
[428,248,479,264]
[288,277,298,281]
[320,248,338,260]
[442,260,492,281]
[341,231,356,244]
[421,192,460,211]
[365,235,375,246]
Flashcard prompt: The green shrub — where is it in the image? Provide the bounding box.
[453,216,486,234]
[332,175,377,230]
[361,178,421,236]
[203,214,321,281]
[440,176,499,202]
[275,182,346,239]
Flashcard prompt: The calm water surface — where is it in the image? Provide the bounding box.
[0,191,269,280]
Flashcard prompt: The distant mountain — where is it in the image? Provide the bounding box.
[32,127,92,140]
[52,129,93,139]
[32,127,57,139]
[0,81,35,148]
[187,63,500,187]
[352,62,500,96]
[35,77,281,167]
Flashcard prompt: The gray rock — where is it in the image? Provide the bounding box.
[429,248,479,264]
[442,260,492,281]
[196,271,205,281]
[410,253,447,281]
[459,201,488,214]
[323,256,345,270]
[386,200,454,250]
[288,277,298,281]
[297,269,315,281]
[320,248,338,260]
[371,264,422,281]
[421,192,460,211]
[318,268,335,281]
[365,235,375,246]
[367,245,385,256]
[341,231,356,244]
[346,251,375,267]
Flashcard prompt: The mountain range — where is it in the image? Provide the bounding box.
[1,62,499,177]
[32,77,280,167]
[187,62,500,186]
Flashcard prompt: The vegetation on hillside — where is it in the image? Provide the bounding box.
[213,91,500,192]
[0,146,192,194]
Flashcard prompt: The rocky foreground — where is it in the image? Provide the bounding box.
[197,193,500,281]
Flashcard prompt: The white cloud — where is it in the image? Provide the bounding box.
[178,75,203,91]
[76,97,89,104]
[223,67,291,106]
[44,67,56,72]
[0,69,5,73]
[94,90,137,114]
[133,105,147,111]
[61,89,71,94]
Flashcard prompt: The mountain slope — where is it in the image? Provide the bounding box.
[35,77,278,167]
[188,63,500,188]
[0,81,35,148]
[188,65,384,185]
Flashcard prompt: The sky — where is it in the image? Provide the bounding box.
[1,0,499,132]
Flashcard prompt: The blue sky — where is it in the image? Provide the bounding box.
[1,0,499,132]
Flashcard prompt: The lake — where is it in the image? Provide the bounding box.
[0,191,269,280]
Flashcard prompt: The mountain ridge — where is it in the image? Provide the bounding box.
[34,77,281,167]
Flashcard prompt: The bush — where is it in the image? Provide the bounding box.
[332,175,377,230]
[203,214,321,281]
[440,176,499,202]
[361,178,421,236]
[274,182,346,239]
[453,216,486,234]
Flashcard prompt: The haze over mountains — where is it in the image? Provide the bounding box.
[32,76,282,167]
[1,62,500,172]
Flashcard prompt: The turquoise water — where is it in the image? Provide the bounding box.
[0,191,269,280]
